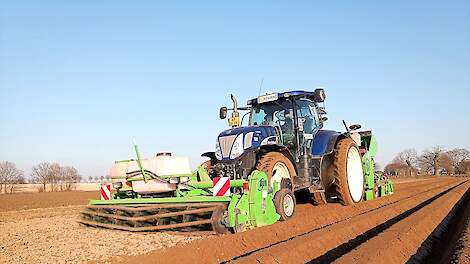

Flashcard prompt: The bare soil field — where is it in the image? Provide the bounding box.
[1,177,469,264]
[0,191,98,211]
[5,183,102,194]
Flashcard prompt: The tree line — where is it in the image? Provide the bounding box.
[0,161,81,193]
[384,147,470,176]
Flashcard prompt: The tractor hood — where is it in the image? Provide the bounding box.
[216,126,278,160]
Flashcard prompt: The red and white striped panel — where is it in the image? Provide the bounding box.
[212,177,231,196]
[100,184,112,200]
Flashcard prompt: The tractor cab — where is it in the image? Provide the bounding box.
[246,90,327,158]
[218,90,327,161]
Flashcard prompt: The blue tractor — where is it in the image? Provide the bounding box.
[203,89,369,220]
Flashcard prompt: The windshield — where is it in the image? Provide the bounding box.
[249,100,293,126]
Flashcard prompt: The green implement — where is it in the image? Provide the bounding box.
[79,170,281,233]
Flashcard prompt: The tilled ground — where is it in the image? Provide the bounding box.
[1,177,469,264]
[116,177,470,264]
[0,193,201,263]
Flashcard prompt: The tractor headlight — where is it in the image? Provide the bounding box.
[230,134,244,159]
[112,181,123,189]
[215,139,223,160]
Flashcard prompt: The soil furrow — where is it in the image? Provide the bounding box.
[331,181,470,264]
[115,178,457,264]
[229,180,467,263]
[410,182,470,264]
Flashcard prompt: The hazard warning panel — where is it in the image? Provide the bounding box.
[100,184,112,200]
[212,177,231,196]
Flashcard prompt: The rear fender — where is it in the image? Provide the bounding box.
[312,130,347,156]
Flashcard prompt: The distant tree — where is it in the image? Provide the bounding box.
[384,162,407,176]
[88,176,93,183]
[446,148,470,174]
[63,166,80,190]
[0,161,24,194]
[418,146,445,175]
[48,163,63,191]
[392,149,418,176]
[439,153,453,175]
[100,175,104,182]
[461,160,470,174]
[31,162,51,192]
[94,176,99,182]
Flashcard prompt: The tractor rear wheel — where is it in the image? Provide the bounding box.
[256,152,295,190]
[332,138,365,205]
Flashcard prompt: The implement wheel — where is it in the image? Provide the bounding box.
[211,206,230,234]
[273,188,296,221]
[256,152,295,189]
[332,138,365,205]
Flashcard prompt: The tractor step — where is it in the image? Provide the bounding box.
[308,186,327,205]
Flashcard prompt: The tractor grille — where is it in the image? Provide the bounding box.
[219,135,237,158]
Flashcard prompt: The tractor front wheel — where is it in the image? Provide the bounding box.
[256,152,295,190]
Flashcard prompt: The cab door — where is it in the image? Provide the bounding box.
[295,99,320,152]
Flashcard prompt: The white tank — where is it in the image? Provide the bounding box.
[109,153,192,193]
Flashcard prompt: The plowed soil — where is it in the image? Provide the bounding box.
[0,191,98,211]
[115,177,470,264]
[1,177,469,263]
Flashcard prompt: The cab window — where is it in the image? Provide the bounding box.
[295,99,319,134]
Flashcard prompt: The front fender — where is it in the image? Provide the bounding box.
[259,145,297,175]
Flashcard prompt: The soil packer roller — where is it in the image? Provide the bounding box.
[79,89,393,233]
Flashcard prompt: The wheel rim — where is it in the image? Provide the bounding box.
[272,162,290,188]
[283,193,295,217]
[346,146,364,202]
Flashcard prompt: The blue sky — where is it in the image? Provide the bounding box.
[1,1,469,177]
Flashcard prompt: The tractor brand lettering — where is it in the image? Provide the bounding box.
[213,177,231,196]
[258,93,278,103]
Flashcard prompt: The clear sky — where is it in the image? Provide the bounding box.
[1,1,469,177]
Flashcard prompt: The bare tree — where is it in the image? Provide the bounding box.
[0,161,24,194]
[418,146,445,175]
[461,160,470,174]
[384,162,405,176]
[31,162,51,192]
[439,153,453,175]
[62,166,80,190]
[392,149,418,176]
[446,148,470,175]
[48,163,63,192]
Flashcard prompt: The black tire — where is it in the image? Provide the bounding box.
[273,188,296,221]
[256,152,295,189]
[331,138,365,205]
[211,206,230,234]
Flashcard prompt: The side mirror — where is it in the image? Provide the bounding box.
[219,107,227,119]
[314,88,326,102]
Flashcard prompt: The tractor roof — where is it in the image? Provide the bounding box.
[247,90,316,105]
